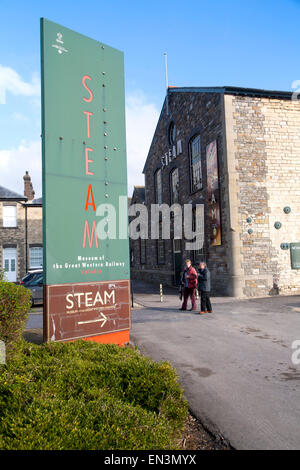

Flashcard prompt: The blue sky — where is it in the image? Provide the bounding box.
[0,0,300,196]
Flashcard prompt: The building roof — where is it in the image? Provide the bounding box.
[167,85,293,100]
[0,185,27,201]
[142,85,295,173]
[31,197,43,206]
[131,186,145,203]
[23,197,43,207]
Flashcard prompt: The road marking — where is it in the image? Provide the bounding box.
[78,312,107,328]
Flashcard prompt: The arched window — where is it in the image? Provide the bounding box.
[154,168,162,205]
[170,168,179,204]
[190,134,202,192]
[168,122,177,146]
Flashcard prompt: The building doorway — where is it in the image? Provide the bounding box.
[3,247,17,282]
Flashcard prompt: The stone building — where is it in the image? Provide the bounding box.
[0,172,43,282]
[130,86,300,297]
[129,186,146,268]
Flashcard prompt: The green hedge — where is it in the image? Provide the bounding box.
[0,340,188,450]
[0,277,31,355]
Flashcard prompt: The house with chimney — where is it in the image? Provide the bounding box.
[0,172,42,282]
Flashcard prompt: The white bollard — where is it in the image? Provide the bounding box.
[160,283,163,302]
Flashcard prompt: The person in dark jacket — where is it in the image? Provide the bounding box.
[179,259,198,311]
[198,261,212,315]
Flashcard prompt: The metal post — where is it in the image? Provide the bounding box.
[131,281,134,308]
[164,53,169,116]
[160,283,163,302]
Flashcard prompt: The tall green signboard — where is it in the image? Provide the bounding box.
[41,19,130,343]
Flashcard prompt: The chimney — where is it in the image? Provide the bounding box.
[23,171,35,201]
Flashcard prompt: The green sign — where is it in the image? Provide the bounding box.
[41,18,129,286]
[290,243,300,270]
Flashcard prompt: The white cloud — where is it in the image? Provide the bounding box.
[125,91,159,196]
[0,90,159,200]
[11,112,29,122]
[0,65,40,104]
[0,140,42,197]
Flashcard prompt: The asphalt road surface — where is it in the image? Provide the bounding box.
[26,292,300,449]
[131,293,300,450]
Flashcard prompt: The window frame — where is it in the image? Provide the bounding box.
[169,167,179,204]
[157,222,165,265]
[192,206,205,263]
[154,168,162,205]
[189,134,203,194]
[140,238,147,265]
[2,205,17,228]
[168,121,177,146]
[29,246,43,269]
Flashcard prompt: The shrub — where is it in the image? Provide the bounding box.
[0,340,188,450]
[0,278,31,354]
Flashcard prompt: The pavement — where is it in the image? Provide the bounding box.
[25,281,300,450]
[130,280,300,450]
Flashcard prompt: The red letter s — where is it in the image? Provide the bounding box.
[82,75,93,103]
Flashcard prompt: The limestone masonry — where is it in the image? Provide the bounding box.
[129,86,300,297]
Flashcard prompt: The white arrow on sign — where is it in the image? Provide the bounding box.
[78,312,108,328]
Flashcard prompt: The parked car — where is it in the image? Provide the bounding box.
[20,268,42,287]
[20,269,43,306]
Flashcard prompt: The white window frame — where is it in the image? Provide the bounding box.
[30,246,43,269]
[3,205,17,228]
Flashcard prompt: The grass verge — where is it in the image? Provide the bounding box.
[0,340,188,450]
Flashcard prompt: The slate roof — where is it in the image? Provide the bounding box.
[0,185,27,201]
[31,197,43,206]
[132,186,145,203]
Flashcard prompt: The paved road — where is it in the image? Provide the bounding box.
[26,287,300,449]
[131,290,300,450]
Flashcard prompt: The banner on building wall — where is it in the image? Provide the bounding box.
[206,140,221,246]
[290,243,300,269]
[41,18,130,343]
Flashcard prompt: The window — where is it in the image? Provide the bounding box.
[157,222,165,264]
[140,239,146,264]
[3,205,17,227]
[173,239,181,253]
[190,135,202,192]
[170,168,179,204]
[192,206,205,262]
[155,169,162,205]
[30,246,43,268]
[168,122,177,145]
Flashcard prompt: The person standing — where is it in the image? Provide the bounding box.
[179,259,198,311]
[198,261,212,314]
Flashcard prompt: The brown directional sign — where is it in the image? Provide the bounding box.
[44,280,130,342]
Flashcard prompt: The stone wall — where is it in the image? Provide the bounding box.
[225,94,300,297]
[27,205,43,270]
[0,202,43,281]
[133,91,232,294]
[0,201,26,280]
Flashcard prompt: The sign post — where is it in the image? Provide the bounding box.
[40,18,130,344]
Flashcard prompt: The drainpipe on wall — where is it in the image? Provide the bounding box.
[25,205,28,274]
